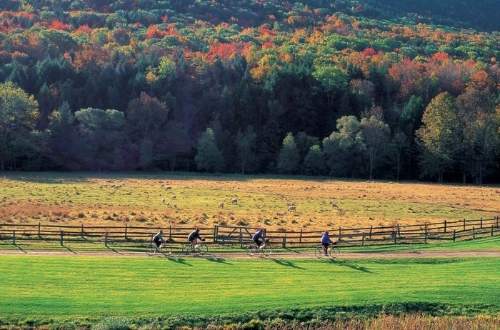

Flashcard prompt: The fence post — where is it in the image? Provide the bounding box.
[338,227,342,242]
[393,228,397,244]
[299,228,303,244]
[239,228,243,248]
[81,224,84,239]
[491,225,494,237]
[453,230,456,242]
[397,224,400,237]
[480,217,483,229]
[12,230,16,245]
[60,230,64,246]
[444,220,447,233]
[282,231,287,248]
[362,232,365,246]
[38,222,41,238]
[463,218,466,231]
[124,224,128,240]
[169,224,172,241]
[496,216,499,228]
[472,226,475,239]
[424,224,428,244]
[369,226,373,240]
[105,232,108,247]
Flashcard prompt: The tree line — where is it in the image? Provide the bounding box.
[0,0,499,183]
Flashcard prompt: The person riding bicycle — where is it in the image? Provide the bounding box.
[188,227,205,246]
[152,230,164,252]
[252,228,266,249]
[321,230,335,256]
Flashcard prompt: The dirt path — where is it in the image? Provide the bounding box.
[0,249,499,259]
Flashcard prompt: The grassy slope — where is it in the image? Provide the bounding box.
[1,256,499,320]
[0,172,498,230]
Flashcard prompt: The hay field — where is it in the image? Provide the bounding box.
[0,173,498,230]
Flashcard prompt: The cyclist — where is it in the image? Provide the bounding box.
[188,227,205,247]
[252,228,266,249]
[152,230,164,253]
[320,230,335,256]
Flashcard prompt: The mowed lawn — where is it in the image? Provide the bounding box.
[0,172,499,230]
[1,256,499,319]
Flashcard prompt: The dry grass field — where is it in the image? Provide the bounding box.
[0,172,498,231]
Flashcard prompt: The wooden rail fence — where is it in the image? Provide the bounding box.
[0,216,498,249]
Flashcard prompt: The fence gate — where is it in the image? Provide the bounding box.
[215,225,255,247]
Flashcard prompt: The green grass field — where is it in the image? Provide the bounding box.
[1,255,499,323]
[1,235,499,254]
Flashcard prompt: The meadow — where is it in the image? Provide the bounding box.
[0,255,499,327]
[0,172,498,231]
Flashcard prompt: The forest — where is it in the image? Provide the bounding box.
[0,0,499,183]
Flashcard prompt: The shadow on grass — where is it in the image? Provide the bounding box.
[62,245,77,254]
[13,244,27,254]
[327,259,372,273]
[105,246,123,254]
[203,255,232,264]
[3,172,90,184]
[371,258,463,265]
[271,258,305,270]
[165,255,192,266]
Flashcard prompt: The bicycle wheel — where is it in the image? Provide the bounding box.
[315,245,326,258]
[181,244,192,255]
[247,245,257,256]
[195,244,208,255]
[330,245,340,257]
[262,246,272,257]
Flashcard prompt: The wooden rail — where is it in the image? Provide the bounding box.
[0,216,498,249]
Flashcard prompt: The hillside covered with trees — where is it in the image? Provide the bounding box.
[0,0,499,183]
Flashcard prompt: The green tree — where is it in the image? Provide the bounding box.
[295,132,319,166]
[195,128,224,172]
[75,108,125,170]
[277,132,300,174]
[126,92,170,168]
[391,131,410,181]
[303,144,326,175]
[360,115,391,180]
[0,82,39,170]
[48,102,76,167]
[416,92,461,182]
[322,116,365,177]
[236,126,257,174]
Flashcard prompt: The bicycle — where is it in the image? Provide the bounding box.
[149,238,171,255]
[315,244,340,258]
[181,242,208,255]
[246,239,272,257]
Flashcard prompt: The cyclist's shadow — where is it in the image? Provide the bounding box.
[203,255,232,265]
[164,255,193,266]
[271,258,305,270]
[326,259,372,273]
